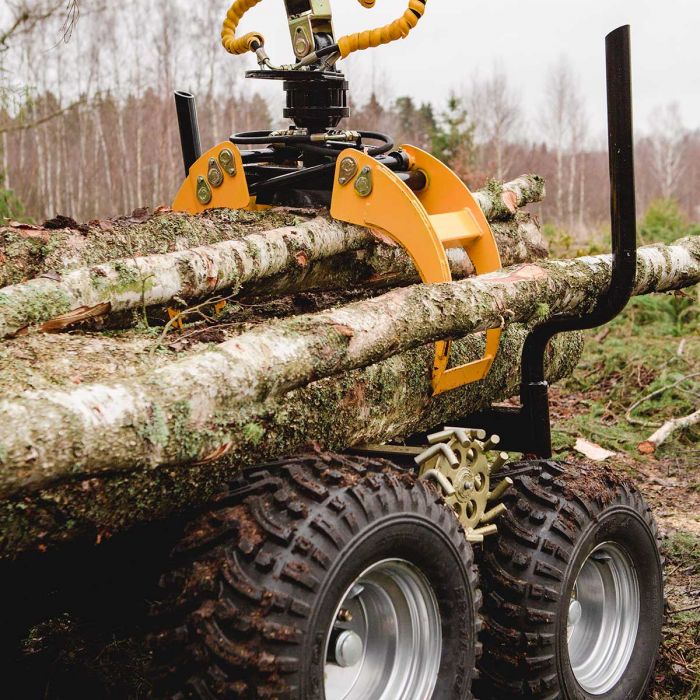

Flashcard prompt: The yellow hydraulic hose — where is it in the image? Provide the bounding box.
[221,0,427,59]
[221,0,266,55]
[338,0,427,58]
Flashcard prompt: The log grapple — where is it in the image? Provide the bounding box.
[172,0,502,396]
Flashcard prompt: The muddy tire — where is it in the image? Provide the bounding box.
[150,453,481,699]
[475,460,664,700]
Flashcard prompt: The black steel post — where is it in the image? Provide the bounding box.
[454,26,638,457]
[516,25,637,457]
[174,91,203,177]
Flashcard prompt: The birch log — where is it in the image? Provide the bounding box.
[0,325,581,556]
[0,174,545,288]
[638,408,700,453]
[0,213,546,338]
[0,236,698,500]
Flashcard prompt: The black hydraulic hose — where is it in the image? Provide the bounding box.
[249,162,336,193]
[230,130,394,156]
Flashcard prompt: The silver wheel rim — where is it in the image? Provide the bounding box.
[567,542,640,695]
[324,558,442,700]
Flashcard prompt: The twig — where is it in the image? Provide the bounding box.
[149,295,233,357]
[671,603,700,615]
[625,372,700,426]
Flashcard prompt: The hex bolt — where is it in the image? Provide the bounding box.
[337,608,353,623]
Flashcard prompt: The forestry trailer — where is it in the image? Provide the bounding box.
[155,2,665,699]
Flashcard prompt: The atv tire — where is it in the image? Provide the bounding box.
[476,460,664,700]
[150,453,481,699]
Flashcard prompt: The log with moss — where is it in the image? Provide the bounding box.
[0,175,544,288]
[0,178,546,338]
[0,213,546,338]
[0,235,698,501]
[0,325,581,556]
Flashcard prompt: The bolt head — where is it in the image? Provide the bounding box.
[338,157,358,185]
[207,158,224,188]
[218,149,237,177]
[354,167,373,197]
[196,176,212,205]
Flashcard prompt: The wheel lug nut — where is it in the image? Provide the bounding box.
[337,608,353,623]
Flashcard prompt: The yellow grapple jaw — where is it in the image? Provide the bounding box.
[172,0,503,396]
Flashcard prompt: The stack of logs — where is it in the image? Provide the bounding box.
[0,174,698,558]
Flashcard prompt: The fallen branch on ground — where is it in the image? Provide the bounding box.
[638,407,700,454]
[625,372,700,427]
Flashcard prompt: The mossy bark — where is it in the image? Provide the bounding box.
[0,213,547,338]
[0,174,545,287]
[0,326,581,557]
[0,236,697,503]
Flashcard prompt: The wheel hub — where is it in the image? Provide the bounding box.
[324,559,442,700]
[567,542,641,695]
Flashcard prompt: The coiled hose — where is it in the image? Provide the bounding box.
[221,0,265,55]
[221,0,427,59]
[338,0,427,58]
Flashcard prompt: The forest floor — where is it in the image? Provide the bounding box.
[551,296,700,700]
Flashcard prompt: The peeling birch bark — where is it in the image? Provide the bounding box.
[473,174,545,220]
[0,236,697,498]
[0,214,547,338]
[0,326,581,556]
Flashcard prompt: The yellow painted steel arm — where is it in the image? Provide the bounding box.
[337,0,427,58]
[330,146,503,396]
[221,0,266,56]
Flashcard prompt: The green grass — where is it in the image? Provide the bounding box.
[546,201,700,699]
[550,200,699,461]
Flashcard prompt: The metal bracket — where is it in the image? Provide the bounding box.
[172,142,253,213]
[330,146,503,395]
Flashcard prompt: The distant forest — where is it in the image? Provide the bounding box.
[2,0,699,239]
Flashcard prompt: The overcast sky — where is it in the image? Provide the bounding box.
[251,0,699,141]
